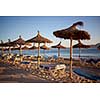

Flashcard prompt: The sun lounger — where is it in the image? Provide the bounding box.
[96,61,100,67]
[19,60,38,71]
[40,64,67,79]
[81,58,100,67]
[23,55,35,60]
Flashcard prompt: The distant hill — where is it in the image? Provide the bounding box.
[90,43,100,48]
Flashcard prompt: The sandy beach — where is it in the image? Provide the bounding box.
[0,61,55,83]
[0,59,100,83]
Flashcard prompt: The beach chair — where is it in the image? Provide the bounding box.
[95,59,100,67]
[79,58,88,66]
[0,53,7,60]
[10,54,22,65]
[51,64,66,79]
[19,60,38,72]
[19,61,31,70]
[96,61,100,67]
[56,57,65,63]
[4,53,13,61]
[23,55,35,61]
[40,64,66,80]
[47,55,58,62]
[84,58,100,67]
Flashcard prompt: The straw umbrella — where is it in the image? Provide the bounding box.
[29,45,38,50]
[12,35,25,56]
[0,40,10,55]
[26,31,53,67]
[73,40,91,58]
[52,41,66,57]
[29,45,38,55]
[0,40,5,55]
[22,46,29,50]
[40,43,50,56]
[3,39,18,60]
[12,35,26,62]
[13,46,29,51]
[53,21,90,79]
[97,45,100,50]
[5,39,17,55]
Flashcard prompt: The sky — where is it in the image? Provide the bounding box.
[0,16,100,47]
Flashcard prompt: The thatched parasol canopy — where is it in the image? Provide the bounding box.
[53,21,90,79]
[73,40,91,58]
[0,40,5,55]
[12,35,25,45]
[12,47,19,50]
[29,45,38,50]
[52,42,66,57]
[5,39,16,56]
[26,31,53,43]
[11,35,26,62]
[40,44,50,50]
[22,46,29,50]
[0,40,6,47]
[5,39,16,47]
[73,40,91,48]
[29,45,38,56]
[13,46,29,50]
[40,44,50,56]
[97,45,100,50]
[26,31,53,67]
[12,35,25,56]
[52,41,66,49]
[53,25,90,40]
[0,40,14,54]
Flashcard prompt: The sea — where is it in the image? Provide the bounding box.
[4,48,100,59]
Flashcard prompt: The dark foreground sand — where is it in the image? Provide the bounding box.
[0,61,53,83]
[0,61,100,83]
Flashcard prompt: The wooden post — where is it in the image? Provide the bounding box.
[1,47,4,55]
[69,37,73,79]
[33,43,35,55]
[1,40,4,55]
[8,39,11,56]
[44,49,45,57]
[78,39,81,61]
[19,45,22,62]
[79,47,81,63]
[58,48,60,57]
[37,43,40,67]
[8,46,11,60]
[9,46,11,55]
[19,45,22,55]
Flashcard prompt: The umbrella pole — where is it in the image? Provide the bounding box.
[8,46,11,60]
[19,46,21,55]
[33,43,35,55]
[33,49,34,55]
[58,48,60,57]
[9,46,11,55]
[44,49,45,57]
[69,38,73,79]
[37,43,40,67]
[19,45,22,62]
[1,47,4,55]
[79,47,81,61]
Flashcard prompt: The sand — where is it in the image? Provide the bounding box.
[0,61,54,83]
[0,59,100,83]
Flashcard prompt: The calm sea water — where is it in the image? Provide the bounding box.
[8,48,100,59]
